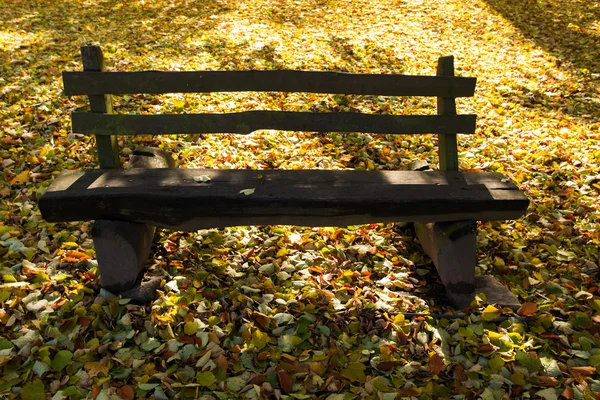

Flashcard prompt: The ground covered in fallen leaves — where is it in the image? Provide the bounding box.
[1,0,600,399]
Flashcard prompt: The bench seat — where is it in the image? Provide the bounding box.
[40,168,529,231]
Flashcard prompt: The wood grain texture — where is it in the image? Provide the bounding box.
[63,70,477,97]
[39,169,529,230]
[71,112,477,135]
[437,56,459,171]
[81,46,120,169]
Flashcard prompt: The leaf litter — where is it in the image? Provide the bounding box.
[1,0,600,398]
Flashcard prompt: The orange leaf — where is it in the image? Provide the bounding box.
[90,387,101,400]
[561,386,574,399]
[277,369,293,394]
[309,266,323,274]
[396,329,408,344]
[569,366,595,376]
[428,353,444,375]
[116,385,135,400]
[258,351,270,361]
[64,250,91,262]
[517,302,537,316]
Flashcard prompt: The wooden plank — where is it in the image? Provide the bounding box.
[71,112,478,135]
[81,46,120,169]
[437,56,460,171]
[62,70,477,97]
[39,169,530,231]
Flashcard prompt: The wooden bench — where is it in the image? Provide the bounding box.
[39,46,529,307]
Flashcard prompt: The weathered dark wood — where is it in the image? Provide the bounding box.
[92,146,175,295]
[63,70,477,97]
[81,46,120,169]
[39,169,529,231]
[71,112,478,136]
[416,220,477,308]
[437,56,459,171]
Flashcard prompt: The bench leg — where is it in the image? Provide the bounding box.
[415,220,477,308]
[92,220,155,293]
[92,146,176,300]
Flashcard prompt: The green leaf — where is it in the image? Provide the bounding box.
[341,362,366,382]
[273,313,294,325]
[20,379,45,400]
[51,350,73,371]
[197,371,216,387]
[141,337,161,351]
[32,361,50,377]
[0,339,13,350]
[184,321,199,335]
[488,354,504,372]
[589,354,600,368]
[251,330,269,350]
[516,351,541,373]
[226,376,247,392]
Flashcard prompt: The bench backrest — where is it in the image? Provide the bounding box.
[63,46,477,171]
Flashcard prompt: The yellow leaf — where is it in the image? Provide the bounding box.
[482,305,501,321]
[9,171,29,185]
[393,313,405,325]
[276,248,288,257]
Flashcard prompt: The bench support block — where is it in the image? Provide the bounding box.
[473,275,520,309]
[92,220,155,293]
[92,146,175,300]
[415,221,521,308]
[415,220,477,308]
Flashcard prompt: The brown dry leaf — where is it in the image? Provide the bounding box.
[377,361,394,371]
[455,364,468,381]
[400,388,420,396]
[535,375,559,387]
[277,369,293,394]
[428,352,444,375]
[569,366,596,379]
[216,354,228,370]
[116,385,135,400]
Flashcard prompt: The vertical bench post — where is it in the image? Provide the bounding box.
[82,47,166,300]
[437,56,459,171]
[81,46,120,169]
[415,56,477,308]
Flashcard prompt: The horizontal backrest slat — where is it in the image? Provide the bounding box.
[71,112,477,136]
[63,70,477,97]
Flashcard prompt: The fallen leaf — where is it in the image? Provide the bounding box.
[277,369,293,394]
[517,302,537,316]
[428,353,445,375]
[116,385,135,400]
